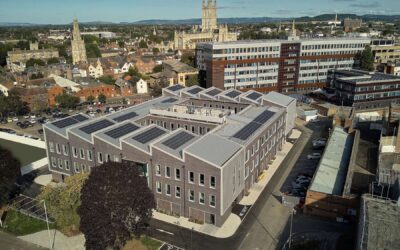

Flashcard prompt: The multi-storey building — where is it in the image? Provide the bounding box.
[370,39,400,71]
[43,85,296,226]
[328,69,400,109]
[196,37,371,94]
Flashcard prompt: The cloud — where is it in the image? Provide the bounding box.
[350,1,381,8]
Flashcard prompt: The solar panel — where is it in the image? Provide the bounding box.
[162,131,195,150]
[132,127,166,144]
[105,123,140,139]
[113,112,138,122]
[168,85,185,91]
[161,98,178,103]
[233,110,275,140]
[79,119,114,134]
[247,92,262,100]
[206,89,222,96]
[225,90,241,98]
[187,87,203,95]
[52,114,89,129]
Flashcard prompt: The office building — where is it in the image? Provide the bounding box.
[196,37,370,94]
[43,85,296,226]
[328,69,400,109]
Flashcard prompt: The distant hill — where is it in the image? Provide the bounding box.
[0,14,399,27]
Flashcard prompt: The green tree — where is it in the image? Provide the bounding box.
[78,162,155,250]
[30,72,44,80]
[180,51,195,67]
[360,45,374,71]
[152,64,163,73]
[186,74,198,87]
[98,93,107,104]
[47,57,59,65]
[86,95,95,104]
[85,44,101,59]
[99,75,115,85]
[0,146,21,206]
[152,47,160,54]
[82,35,100,45]
[38,173,89,234]
[25,58,45,67]
[55,92,80,109]
[139,40,148,49]
[118,40,125,48]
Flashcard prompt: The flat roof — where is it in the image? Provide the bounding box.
[309,126,353,195]
[359,195,400,250]
[264,91,296,107]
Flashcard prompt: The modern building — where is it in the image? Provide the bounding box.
[71,18,88,65]
[43,85,296,226]
[81,31,116,39]
[174,0,237,50]
[328,69,400,109]
[196,37,370,94]
[356,194,400,250]
[370,39,400,70]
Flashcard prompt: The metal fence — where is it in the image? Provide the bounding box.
[8,194,54,223]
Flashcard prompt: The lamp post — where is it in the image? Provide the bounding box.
[191,227,194,250]
[41,200,53,250]
[288,209,295,250]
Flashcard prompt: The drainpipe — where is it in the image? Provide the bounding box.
[183,165,186,217]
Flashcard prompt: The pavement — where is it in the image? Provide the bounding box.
[18,229,85,250]
[0,231,46,250]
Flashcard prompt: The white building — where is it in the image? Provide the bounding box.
[88,59,104,79]
[136,79,148,94]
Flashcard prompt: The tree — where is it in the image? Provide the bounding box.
[360,45,374,72]
[26,58,45,67]
[152,64,163,73]
[30,72,44,80]
[86,95,95,104]
[186,74,198,87]
[47,57,59,65]
[98,93,107,104]
[78,162,155,250]
[118,40,125,48]
[55,92,80,109]
[180,51,195,67]
[0,146,21,206]
[152,47,160,54]
[99,75,115,85]
[139,40,148,49]
[85,44,102,59]
[38,173,89,235]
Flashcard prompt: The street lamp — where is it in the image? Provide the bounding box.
[288,209,296,250]
[41,200,53,250]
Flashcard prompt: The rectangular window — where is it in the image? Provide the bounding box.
[58,158,63,169]
[81,163,86,172]
[210,195,216,207]
[199,174,205,186]
[189,190,194,202]
[156,181,162,193]
[175,186,181,198]
[49,142,54,153]
[199,192,205,205]
[166,184,171,196]
[210,176,216,188]
[165,166,171,178]
[175,168,180,180]
[72,147,78,158]
[64,160,70,170]
[98,152,103,163]
[74,162,79,173]
[156,165,161,176]
[87,150,92,161]
[56,144,61,154]
[62,145,68,156]
[80,148,85,159]
[189,171,194,183]
[51,157,57,168]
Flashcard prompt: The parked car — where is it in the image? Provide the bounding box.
[307,153,322,160]
[7,117,13,123]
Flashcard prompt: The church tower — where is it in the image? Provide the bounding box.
[71,18,87,65]
[202,0,218,32]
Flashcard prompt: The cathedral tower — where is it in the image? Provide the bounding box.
[202,0,218,32]
[71,18,87,65]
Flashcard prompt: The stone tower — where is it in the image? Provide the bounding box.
[202,0,217,32]
[71,18,87,65]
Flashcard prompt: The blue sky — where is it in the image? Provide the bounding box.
[1,0,399,24]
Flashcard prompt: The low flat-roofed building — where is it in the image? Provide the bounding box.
[296,105,317,122]
[305,126,359,219]
[356,194,400,250]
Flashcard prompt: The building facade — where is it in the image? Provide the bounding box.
[196,37,371,94]
[174,0,237,50]
[7,47,59,71]
[43,85,296,227]
[71,18,88,65]
[328,69,400,109]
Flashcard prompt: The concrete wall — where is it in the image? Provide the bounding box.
[0,132,45,149]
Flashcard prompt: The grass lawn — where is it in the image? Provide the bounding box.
[141,235,163,250]
[2,209,55,236]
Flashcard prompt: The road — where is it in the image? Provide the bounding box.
[149,124,313,250]
[0,231,45,250]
